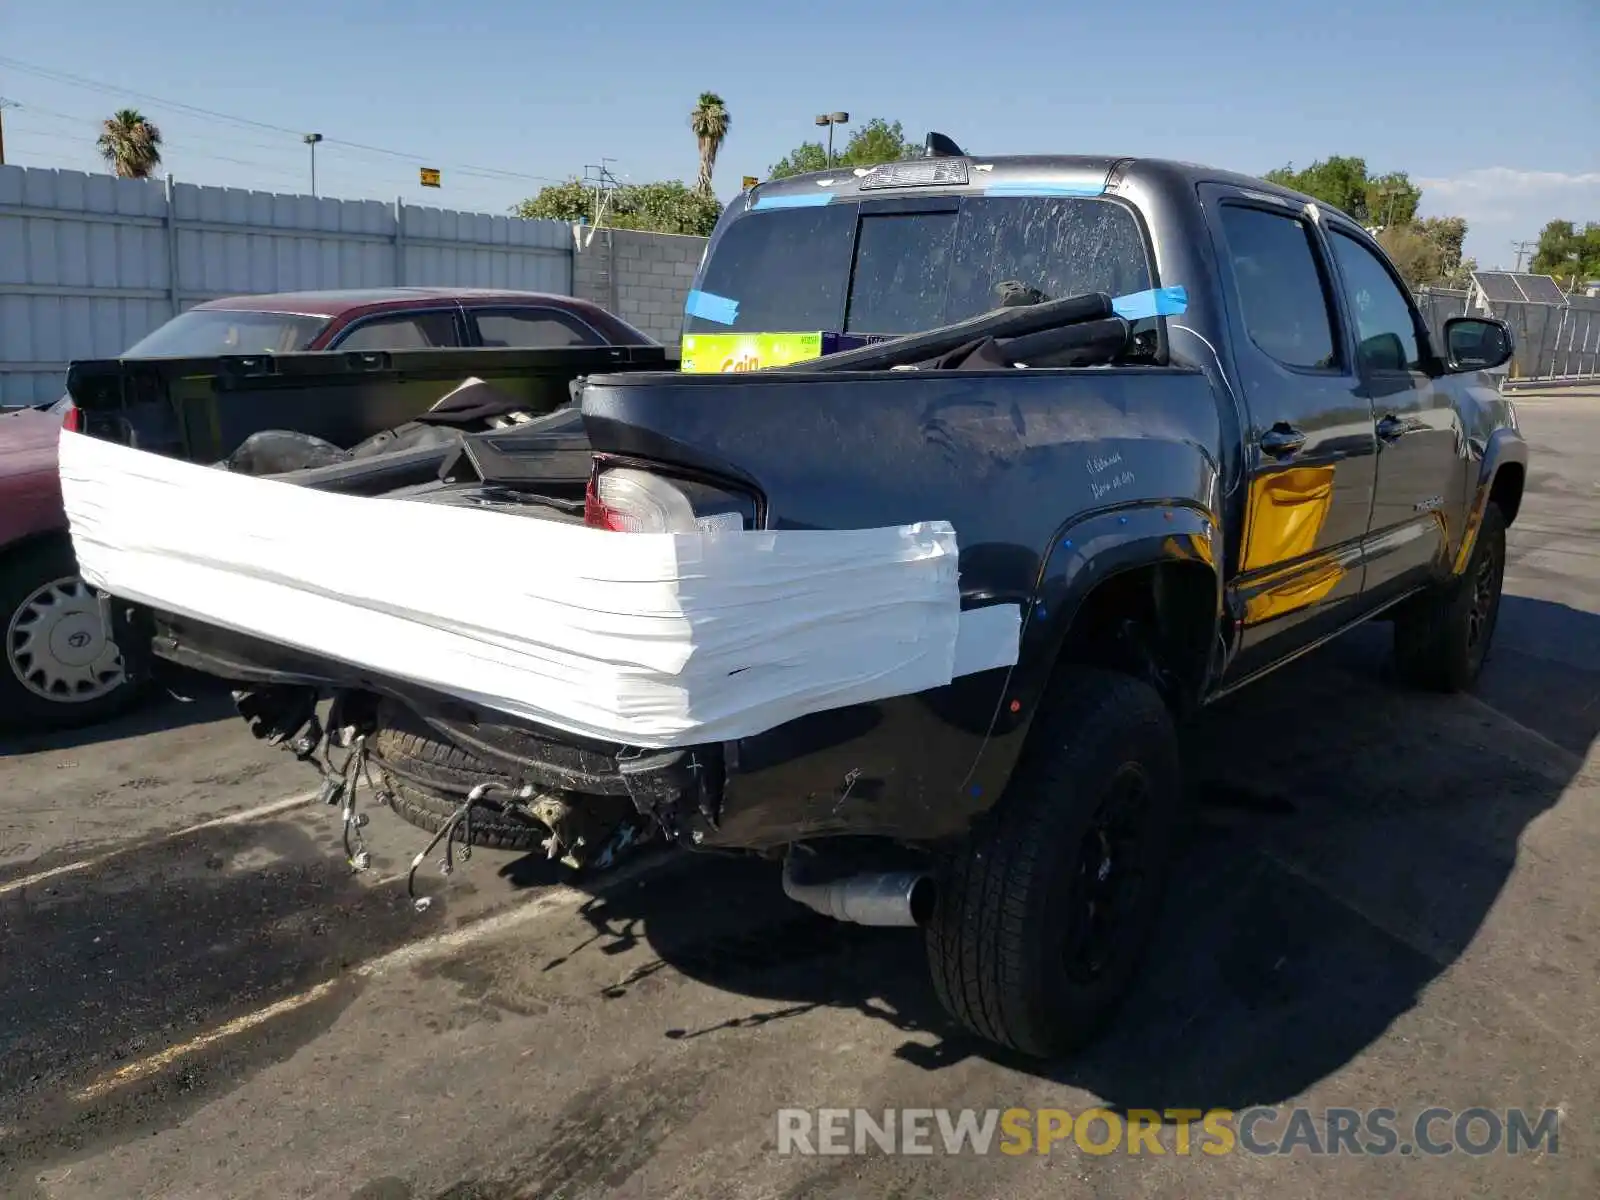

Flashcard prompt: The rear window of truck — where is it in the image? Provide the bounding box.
[686,195,1153,337]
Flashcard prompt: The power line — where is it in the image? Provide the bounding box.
[7,102,535,201]
[0,55,568,187]
[4,125,308,182]
[8,99,314,159]
[2,130,528,211]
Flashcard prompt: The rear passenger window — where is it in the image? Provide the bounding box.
[1219,206,1338,371]
[335,312,460,351]
[475,310,603,348]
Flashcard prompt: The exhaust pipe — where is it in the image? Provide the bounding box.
[782,858,936,928]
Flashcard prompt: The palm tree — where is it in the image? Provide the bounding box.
[689,92,730,197]
[97,109,163,179]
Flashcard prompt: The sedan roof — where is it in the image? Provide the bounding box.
[194,287,591,318]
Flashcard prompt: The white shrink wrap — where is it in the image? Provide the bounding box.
[59,429,1022,747]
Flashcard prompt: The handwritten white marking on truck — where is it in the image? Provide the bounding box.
[1090,470,1136,501]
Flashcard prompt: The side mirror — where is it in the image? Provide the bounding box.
[1443,316,1514,373]
[1357,331,1408,373]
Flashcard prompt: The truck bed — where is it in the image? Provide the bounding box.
[65,343,667,462]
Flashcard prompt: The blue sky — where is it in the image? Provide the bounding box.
[3,0,1596,267]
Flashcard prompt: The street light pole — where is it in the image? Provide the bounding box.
[303,132,323,197]
[0,97,16,167]
[814,112,849,168]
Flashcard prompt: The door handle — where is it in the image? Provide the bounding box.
[1377,415,1409,442]
[1258,424,1307,458]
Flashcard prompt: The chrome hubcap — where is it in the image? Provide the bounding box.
[6,575,125,703]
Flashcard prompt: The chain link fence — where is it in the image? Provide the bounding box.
[1414,286,1472,352]
[1414,278,1600,389]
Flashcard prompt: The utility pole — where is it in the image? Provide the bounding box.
[0,97,16,167]
[1511,240,1536,272]
[582,158,621,231]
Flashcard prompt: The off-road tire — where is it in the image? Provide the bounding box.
[1393,501,1506,693]
[925,667,1183,1059]
[370,704,518,794]
[380,771,547,853]
[0,537,141,730]
[369,705,545,850]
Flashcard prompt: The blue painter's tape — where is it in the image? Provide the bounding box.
[1111,285,1188,321]
[980,181,1104,198]
[684,289,739,325]
[751,192,834,210]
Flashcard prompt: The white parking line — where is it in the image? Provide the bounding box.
[0,789,323,898]
[70,847,675,1103]
[73,979,343,1102]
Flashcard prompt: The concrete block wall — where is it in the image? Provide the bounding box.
[571,226,707,349]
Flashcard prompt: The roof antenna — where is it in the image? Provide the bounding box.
[923,132,965,159]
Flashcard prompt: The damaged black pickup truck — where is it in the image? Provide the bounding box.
[67,141,1527,1060]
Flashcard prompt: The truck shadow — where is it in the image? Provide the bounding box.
[561,591,1597,1112]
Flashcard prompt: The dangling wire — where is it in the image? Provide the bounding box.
[339,735,372,870]
[407,781,504,906]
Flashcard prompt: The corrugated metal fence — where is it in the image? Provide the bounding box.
[0,164,574,406]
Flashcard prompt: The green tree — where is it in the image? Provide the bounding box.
[1263,156,1420,226]
[515,178,594,223]
[768,117,920,179]
[767,141,828,179]
[514,178,722,237]
[624,180,723,236]
[97,108,163,179]
[1530,219,1600,286]
[689,92,731,197]
[1377,216,1476,290]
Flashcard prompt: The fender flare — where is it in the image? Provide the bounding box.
[952,501,1222,813]
[1451,426,1528,576]
[985,500,1223,741]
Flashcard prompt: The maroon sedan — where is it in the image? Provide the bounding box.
[0,287,653,729]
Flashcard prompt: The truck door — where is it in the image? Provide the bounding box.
[1321,224,1465,603]
[1200,186,1378,684]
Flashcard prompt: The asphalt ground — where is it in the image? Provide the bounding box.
[1,385,1596,1199]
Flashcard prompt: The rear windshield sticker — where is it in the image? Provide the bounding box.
[1111,285,1188,320]
[979,181,1105,198]
[684,289,740,325]
[751,193,835,210]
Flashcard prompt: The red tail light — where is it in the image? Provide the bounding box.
[585,462,754,533]
[584,472,639,531]
[61,403,83,433]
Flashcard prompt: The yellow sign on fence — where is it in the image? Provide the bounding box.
[419,167,441,188]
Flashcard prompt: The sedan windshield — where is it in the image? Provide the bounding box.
[121,309,328,357]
